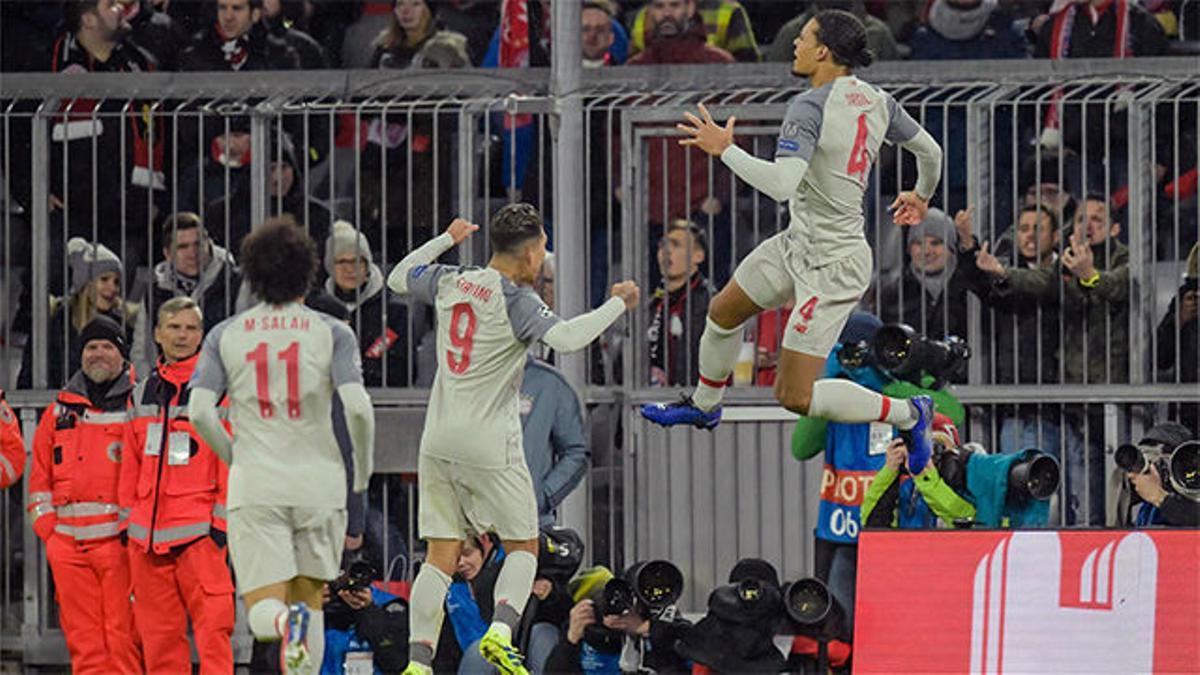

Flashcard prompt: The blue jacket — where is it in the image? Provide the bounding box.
[521,357,590,526]
[446,548,506,649]
[320,587,399,675]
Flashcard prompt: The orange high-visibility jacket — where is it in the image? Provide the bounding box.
[28,370,134,542]
[120,353,229,554]
[0,390,25,488]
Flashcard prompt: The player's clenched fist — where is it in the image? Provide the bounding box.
[446,217,479,244]
[610,280,641,310]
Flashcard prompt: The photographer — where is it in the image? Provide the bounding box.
[545,565,691,674]
[861,419,976,529]
[434,532,506,672]
[320,561,408,675]
[1115,423,1200,527]
[790,312,964,641]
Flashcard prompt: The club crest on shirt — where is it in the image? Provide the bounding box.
[106,441,123,463]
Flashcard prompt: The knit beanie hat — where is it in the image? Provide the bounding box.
[67,237,122,296]
[324,220,373,276]
[79,315,128,357]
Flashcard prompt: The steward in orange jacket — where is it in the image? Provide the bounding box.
[27,316,140,675]
[0,389,24,488]
[119,297,235,674]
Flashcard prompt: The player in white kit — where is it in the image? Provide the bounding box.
[388,206,639,674]
[641,9,947,471]
[188,218,376,674]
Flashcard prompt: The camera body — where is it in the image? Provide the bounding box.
[1117,439,1200,503]
[837,322,969,387]
[328,560,377,595]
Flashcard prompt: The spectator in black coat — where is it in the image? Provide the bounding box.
[148,212,241,337]
[323,221,411,387]
[1156,243,1199,432]
[648,220,713,387]
[879,208,969,342]
[120,0,188,70]
[261,0,327,68]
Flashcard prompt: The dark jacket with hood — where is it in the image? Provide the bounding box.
[326,263,411,387]
[148,242,242,335]
[126,0,189,70]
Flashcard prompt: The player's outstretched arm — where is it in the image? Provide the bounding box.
[337,382,375,494]
[889,128,942,226]
[678,103,807,202]
[541,281,640,353]
[386,217,478,294]
[188,388,233,465]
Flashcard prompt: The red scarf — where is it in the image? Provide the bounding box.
[1044,0,1130,132]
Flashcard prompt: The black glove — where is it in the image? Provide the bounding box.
[209,527,227,548]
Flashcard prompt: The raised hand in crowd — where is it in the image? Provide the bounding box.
[1062,226,1097,281]
[954,205,977,250]
[974,241,1007,278]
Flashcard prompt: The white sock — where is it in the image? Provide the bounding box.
[692,317,742,411]
[408,564,453,666]
[491,550,537,637]
[808,379,919,429]
[247,598,289,641]
[306,609,324,674]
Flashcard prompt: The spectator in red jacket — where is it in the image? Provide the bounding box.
[0,390,24,489]
[120,297,235,674]
[27,316,140,675]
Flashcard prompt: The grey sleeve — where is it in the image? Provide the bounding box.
[404,263,453,307]
[189,322,228,393]
[328,319,365,387]
[885,93,922,144]
[505,286,563,344]
[775,92,824,161]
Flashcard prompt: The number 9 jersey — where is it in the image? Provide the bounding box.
[407,264,561,469]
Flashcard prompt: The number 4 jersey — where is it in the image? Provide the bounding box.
[190,302,363,509]
[774,75,924,263]
[406,264,560,469]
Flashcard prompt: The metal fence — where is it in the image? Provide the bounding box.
[1,58,1199,663]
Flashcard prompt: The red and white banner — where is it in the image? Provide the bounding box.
[855,530,1200,673]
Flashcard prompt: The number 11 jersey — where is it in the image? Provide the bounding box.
[191,301,364,509]
[406,264,561,469]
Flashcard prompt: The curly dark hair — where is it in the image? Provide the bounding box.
[240,216,317,305]
[489,202,544,255]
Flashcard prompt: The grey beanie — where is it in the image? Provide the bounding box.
[67,237,122,295]
[324,220,373,276]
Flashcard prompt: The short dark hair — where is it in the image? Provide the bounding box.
[489,203,544,255]
[666,219,707,254]
[1083,192,1111,209]
[241,216,317,304]
[64,0,102,34]
[1019,204,1058,232]
[161,212,207,249]
[814,9,874,69]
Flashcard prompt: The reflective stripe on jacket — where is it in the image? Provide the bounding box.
[28,369,134,543]
[119,353,229,554]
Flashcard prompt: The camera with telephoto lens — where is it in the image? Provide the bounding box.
[781,577,845,641]
[594,560,683,617]
[870,323,970,387]
[935,443,1061,506]
[1116,439,1200,503]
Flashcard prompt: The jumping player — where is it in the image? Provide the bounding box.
[641,10,945,472]
[189,218,376,674]
[389,206,639,674]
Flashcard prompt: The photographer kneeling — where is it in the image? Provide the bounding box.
[545,564,691,674]
[321,561,409,675]
[1114,423,1200,527]
[862,417,976,529]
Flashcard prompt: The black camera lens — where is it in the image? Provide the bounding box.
[633,560,684,610]
[871,324,917,374]
[784,578,831,625]
[600,578,635,616]
[1115,444,1147,474]
[1170,441,1200,495]
[1007,451,1060,503]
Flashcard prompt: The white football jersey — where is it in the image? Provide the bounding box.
[775,75,923,262]
[191,301,363,509]
[406,264,561,468]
